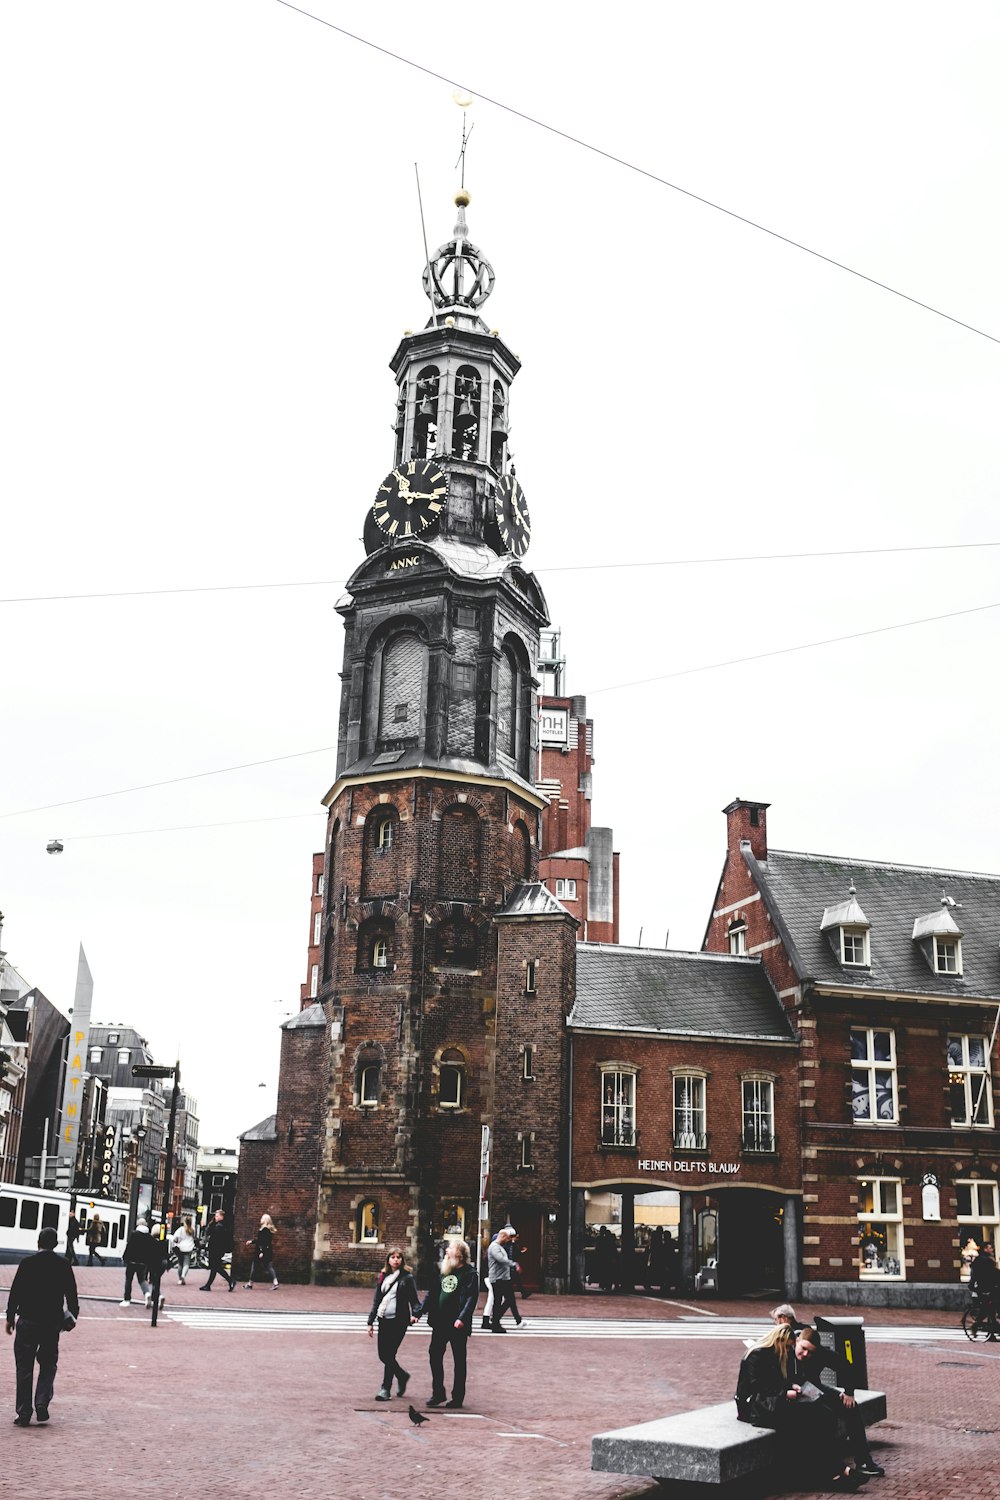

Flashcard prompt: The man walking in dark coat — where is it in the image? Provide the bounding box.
[6,1226,79,1426]
[199,1209,236,1291]
[64,1212,80,1266]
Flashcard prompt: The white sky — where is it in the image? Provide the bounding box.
[2,3,998,1146]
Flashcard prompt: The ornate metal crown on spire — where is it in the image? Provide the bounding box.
[422,191,495,311]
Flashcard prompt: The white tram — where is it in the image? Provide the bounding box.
[0,1182,129,1261]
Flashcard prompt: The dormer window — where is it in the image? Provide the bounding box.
[935,936,962,975]
[820,888,871,969]
[841,927,870,966]
[912,902,964,978]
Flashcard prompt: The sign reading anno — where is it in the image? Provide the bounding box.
[388,554,420,572]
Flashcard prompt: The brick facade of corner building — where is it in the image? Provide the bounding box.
[703,798,1000,1309]
[568,943,802,1298]
[299,852,324,1007]
[235,1004,328,1282]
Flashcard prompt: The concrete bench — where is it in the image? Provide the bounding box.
[592,1389,887,1488]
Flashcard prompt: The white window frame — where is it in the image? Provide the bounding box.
[358,1201,379,1244]
[673,1074,707,1150]
[439,1059,464,1110]
[89,1047,103,1063]
[741,1078,775,1152]
[116,1049,130,1066]
[857,1177,904,1279]
[522,1045,535,1081]
[956,1179,999,1226]
[850,1028,898,1123]
[519,1133,534,1169]
[601,1069,636,1147]
[555,878,577,900]
[372,938,388,970]
[949,1035,994,1128]
[524,960,537,995]
[376,818,394,854]
[359,1064,380,1108]
[316,873,324,897]
[309,963,319,997]
[728,922,747,956]
[841,927,870,966]
[312,911,322,946]
[935,936,962,975]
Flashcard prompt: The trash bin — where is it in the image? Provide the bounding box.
[814,1315,868,1391]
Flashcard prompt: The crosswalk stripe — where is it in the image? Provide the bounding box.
[161,1310,969,1342]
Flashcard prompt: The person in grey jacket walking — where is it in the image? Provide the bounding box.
[487,1226,524,1332]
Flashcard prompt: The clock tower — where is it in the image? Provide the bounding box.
[242,189,579,1288]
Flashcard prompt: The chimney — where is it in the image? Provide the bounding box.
[722,798,770,861]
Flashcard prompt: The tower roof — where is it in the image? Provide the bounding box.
[422,192,495,329]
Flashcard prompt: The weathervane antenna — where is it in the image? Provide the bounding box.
[413,162,438,328]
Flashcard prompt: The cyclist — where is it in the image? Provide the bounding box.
[968,1242,998,1340]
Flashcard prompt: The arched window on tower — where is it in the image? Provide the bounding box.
[452,365,481,461]
[394,386,406,465]
[512,820,531,882]
[357,918,394,973]
[438,805,481,898]
[378,634,425,743]
[436,917,479,970]
[413,366,439,458]
[497,639,531,777]
[490,380,507,470]
[362,805,401,897]
[438,1048,466,1110]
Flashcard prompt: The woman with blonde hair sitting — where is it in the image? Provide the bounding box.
[735,1324,861,1490]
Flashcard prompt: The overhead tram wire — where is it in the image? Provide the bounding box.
[1,539,998,606]
[273,3,1000,349]
[2,597,996,824]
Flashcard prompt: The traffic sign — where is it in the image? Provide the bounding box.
[131,1065,175,1078]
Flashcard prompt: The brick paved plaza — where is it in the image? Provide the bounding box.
[3,1270,998,1500]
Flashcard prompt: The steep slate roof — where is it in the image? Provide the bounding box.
[747,847,1000,1002]
[570,944,795,1041]
[497,881,574,920]
[240,1113,277,1142]
[283,1002,327,1030]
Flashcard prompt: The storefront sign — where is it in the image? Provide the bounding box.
[638,1159,741,1175]
[540,706,568,745]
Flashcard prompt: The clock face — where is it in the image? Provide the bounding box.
[372,460,448,539]
[494,475,531,558]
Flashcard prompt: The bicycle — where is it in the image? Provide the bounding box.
[961,1295,998,1341]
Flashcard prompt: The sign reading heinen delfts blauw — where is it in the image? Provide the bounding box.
[639,1158,741,1175]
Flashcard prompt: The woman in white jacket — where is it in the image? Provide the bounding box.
[170,1216,197,1285]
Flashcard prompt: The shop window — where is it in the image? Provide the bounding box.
[439,1049,465,1109]
[850,1028,897,1122]
[957,1181,999,1278]
[728,921,747,956]
[949,1035,993,1127]
[601,1069,636,1147]
[358,1200,380,1243]
[673,1075,707,1150]
[741,1078,775,1152]
[858,1178,903,1278]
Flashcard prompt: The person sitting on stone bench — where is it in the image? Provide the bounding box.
[792,1326,885,1480]
[735,1323,866,1491]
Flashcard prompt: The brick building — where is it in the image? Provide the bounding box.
[536,630,619,944]
[702,798,1000,1308]
[238,191,578,1287]
[568,944,801,1298]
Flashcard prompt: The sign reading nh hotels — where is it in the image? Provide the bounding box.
[540,707,568,746]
